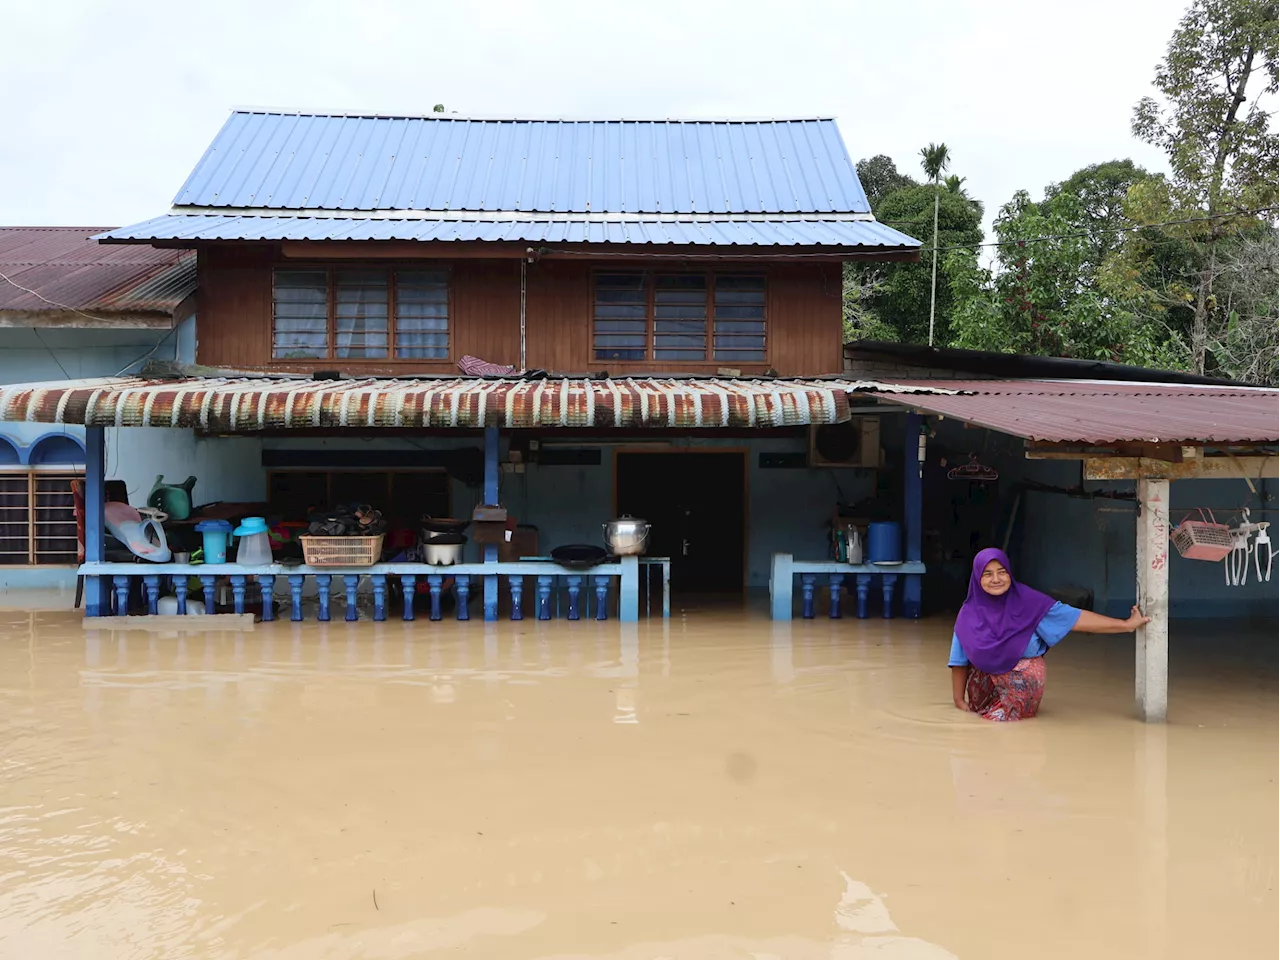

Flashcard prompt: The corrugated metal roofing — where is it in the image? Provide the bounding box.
[0,227,195,315]
[98,214,919,248]
[871,380,1280,444]
[173,112,870,214]
[0,376,950,432]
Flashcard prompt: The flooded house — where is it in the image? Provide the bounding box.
[0,111,1275,724]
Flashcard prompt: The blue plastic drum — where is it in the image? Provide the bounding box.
[867,521,902,564]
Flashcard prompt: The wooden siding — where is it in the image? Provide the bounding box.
[196,247,843,376]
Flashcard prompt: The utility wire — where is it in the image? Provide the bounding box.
[0,267,122,324]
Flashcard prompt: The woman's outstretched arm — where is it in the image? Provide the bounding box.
[1074,605,1151,634]
[951,666,969,710]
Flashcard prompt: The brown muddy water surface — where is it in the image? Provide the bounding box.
[0,602,1274,959]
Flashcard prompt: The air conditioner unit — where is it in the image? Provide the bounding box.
[809,416,881,468]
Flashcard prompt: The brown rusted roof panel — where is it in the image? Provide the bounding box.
[871,380,1279,444]
[0,227,195,315]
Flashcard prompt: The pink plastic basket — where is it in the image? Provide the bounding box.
[1170,509,1233,561]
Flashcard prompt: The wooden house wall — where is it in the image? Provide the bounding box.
[195,247,844,377]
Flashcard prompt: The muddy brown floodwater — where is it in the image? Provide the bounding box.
[0,600,1275,959]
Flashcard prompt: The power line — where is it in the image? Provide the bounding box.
[0,267,121,324]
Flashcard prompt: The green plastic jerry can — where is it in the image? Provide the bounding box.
[147,475,197,521]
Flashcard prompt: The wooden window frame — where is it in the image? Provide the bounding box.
[591,270,768,366]
[272,265,453,364]
[0,468,82,568]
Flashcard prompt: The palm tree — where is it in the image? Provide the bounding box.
[919,143,951,346]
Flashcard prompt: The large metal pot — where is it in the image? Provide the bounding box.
[603,515,651,556]
[422,534,466,566]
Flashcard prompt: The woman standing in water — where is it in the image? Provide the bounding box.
[950,548,1150,721]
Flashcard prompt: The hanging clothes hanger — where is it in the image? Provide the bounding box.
[948,454,999,482]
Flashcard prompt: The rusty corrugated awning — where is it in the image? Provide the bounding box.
[870,380,1279,444]
[0,376,950,432]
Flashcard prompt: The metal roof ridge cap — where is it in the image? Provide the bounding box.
[160,206,880,223]
[227,107,838,123]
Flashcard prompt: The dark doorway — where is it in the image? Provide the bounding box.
[615,451,746,593]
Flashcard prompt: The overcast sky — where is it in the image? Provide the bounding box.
[2,0,1185,236]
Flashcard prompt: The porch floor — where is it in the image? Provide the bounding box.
[0,605,1274,958]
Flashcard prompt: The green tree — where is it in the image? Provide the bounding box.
[1124,0,1279,375]
[947,190,1181,366]
[919,143,952,345]
[865,184,984,344]
[855,155,917,209]
[1043,159,1153,269]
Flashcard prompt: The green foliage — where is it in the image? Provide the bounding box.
[863,184,984,344]
[919,143,951,182]
[1123,0,1279,377]
[855,155,917,209]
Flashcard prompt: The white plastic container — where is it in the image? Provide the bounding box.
[233,517,273,566]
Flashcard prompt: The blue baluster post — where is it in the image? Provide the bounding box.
[372,575,387,622]
[141,574,160,615]
[566,575,583,621]
[289,574,305,622]
[537,575,553,620]
[343,575,359,622]
[400,575,416,621]
[881,574,899,619]
[903,412,924,619]
[200,575,216,614]
[855,574,872,619]
[483,426,500,623]
[800,574,817,619]
[509,575,524,621]
[315,574,331,622]
[455,575,471,621]
[84,427,108,616]
[427,574,443,621]
[594,576,609,621]
[828,573,844,619]
[230,575,246,615]
[113,575,130,616]
[174,576,188,616]
[258,575,275,621]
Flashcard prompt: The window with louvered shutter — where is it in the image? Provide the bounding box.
[0,472,81,565]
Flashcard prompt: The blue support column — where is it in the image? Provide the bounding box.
[619,556,639,623]
[828,574,844,619]
[113,575,130,616]
[509,576,524,620]
[855,574,872,619]
[289,575,305,621]
[770,553,793,620]
[400,575,416,621]
[343,575,359,621]
[174,577,188,616]
[230,575,246,615]
[800,574,817,619]
[427,575,443,621]
[594,576,609,621]
[536,576,553,620]
[258,575,275,621]
[84,427,108,616]
[881,574,899,619]
[903,412,924,619]
[483,426,500,622]
[455,575,471,621]
[372,574,387,621]
[143,575,160,615]
[315,575,331,622]
[566,575,583,620]
[200,575,216,614]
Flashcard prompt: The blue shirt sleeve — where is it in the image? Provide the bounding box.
[947,634,968,667]
[1035,602,1083,648]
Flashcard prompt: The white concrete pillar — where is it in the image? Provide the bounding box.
[1134,478,1170,722]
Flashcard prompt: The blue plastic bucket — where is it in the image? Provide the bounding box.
[867,521,902,564]
[194,519,233,564]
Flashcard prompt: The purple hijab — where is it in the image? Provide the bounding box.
[953,548,1057,675]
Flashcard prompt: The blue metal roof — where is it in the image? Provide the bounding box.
[99,215,919,248]
[172,112,871,215]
